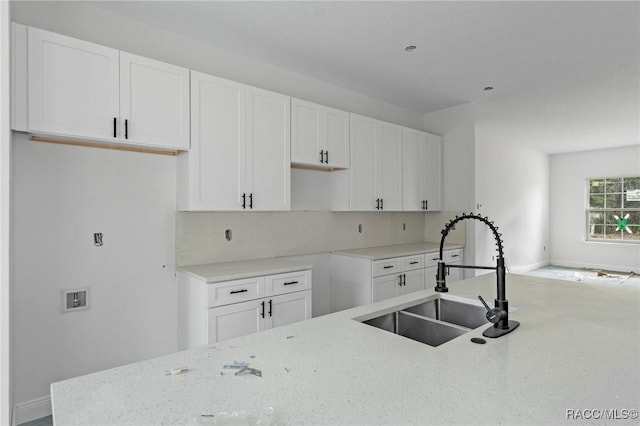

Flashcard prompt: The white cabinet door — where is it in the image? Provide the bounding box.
[403,128,442,211]
[291,99,349,169]
[291,99,323,166]
[372,274,402,302]
[207,300,264,343]
[402,128,425,211]
[423,133,443,211]
[325,108,349,169]
[28,27,119,141]
[187,71,245,211]
[119,52,189,149]
[246,87,291,211]
[266,290,312,329]
[376,122,403,211]
[349,114,377,210]
[399,268,425,296]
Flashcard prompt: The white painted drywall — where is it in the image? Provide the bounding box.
[11,134,178,417]
[1,3,12,425]
[423,104,476,275]
[550,146,640,272]
[475,134,550,273]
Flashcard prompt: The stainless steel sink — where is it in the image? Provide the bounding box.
[403,298,487,329]
[360,295,487,347]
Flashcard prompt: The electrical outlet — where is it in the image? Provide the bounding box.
[63,288,89,312]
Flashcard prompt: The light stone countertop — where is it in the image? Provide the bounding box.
[51,273,640,425]
[177,258,313,283]
[331,242,464,260]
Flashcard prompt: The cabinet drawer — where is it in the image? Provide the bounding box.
[424,252,441,267]
[372,259,399,277]
[207,277,264,308]
[398,255,424,271]
[266,270,312,296]
[445,249,463,263]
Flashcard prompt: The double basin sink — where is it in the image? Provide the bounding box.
[359,295,488,347]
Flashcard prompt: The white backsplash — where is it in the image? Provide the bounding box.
[176,211,431,266]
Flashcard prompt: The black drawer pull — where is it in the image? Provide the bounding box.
[249,193,253,209]
[451,254,460,258]
[241,193,246,209]
[320,150,324,163]
[383,265,394,269]
[268,299,273,316]
[261,301,265,318]
[410,261,419,265]
[124,119,128,139]
[230,289,248,294]
[113,117,117,138]
[325,150,328,164]
[283,281,298,286]
[432,257,439,261]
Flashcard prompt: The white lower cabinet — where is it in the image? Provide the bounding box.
[424,249,464,289]
[331,249,463,312]
[207,291,311,344]
[178,269,311,349]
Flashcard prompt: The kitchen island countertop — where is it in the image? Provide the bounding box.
[51,273,640,425]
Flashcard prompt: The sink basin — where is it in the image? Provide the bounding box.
[403,298,487,329]
[360,295,487,347]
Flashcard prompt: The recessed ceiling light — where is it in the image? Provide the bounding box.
[404,45,417,52]
[483,86,494,91]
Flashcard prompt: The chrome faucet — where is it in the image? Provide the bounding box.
[435,213,520,338]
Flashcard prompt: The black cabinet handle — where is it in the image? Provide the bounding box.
[230,289,248,294]
[410,261,419,265]
[425,200,428,210]
[375,198,380,210]
[380,198,384,210]
[404,273,407,286]
[261,301,265,318]
[383,265,394,269]
[249,193,253,209]
[124,119,128,139]
[283,281,298,286]
[320,150,324,164]
[451,254,460,258]
[242,193,246,209]
[422,200,425,210]
[113,117,117,138]
[268,299,273,317]
[325,150,328,164]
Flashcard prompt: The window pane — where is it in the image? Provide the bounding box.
[589,194,604,208]
[605,178,622,193]
[605,193,622,208]
[588,211,604,225]
[605,212,623,225]
[627,211,640,224]
[589,224,604,239]
[625,226,640,240]
[589,179,605,194]
[623,177,640,192]
[605,225,622,239]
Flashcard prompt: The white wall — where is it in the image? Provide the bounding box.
[423,104,476,275]
[550,146,640,272]
[475,135,550,273]
[11,134,177,421]
[1,2,12,425]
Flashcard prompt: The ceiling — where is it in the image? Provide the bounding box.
[92,1,640,155]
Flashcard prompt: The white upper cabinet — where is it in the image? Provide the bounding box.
[291,98,349,169]
[179,71,290,211]
[348,114,402,211]
[402,128,443,211]
[27,26,189,150]
[119,52,189,149]
[246,86,291,211]
[376,121,403,211]
[28,27,119,141]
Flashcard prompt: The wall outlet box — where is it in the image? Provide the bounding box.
[63,287,89,312]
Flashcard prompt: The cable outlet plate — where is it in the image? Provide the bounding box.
[63,287,89,312]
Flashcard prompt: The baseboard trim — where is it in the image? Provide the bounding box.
[12,395,51,426]
[510,260,550,274]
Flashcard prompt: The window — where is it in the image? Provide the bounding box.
[587,177,640,242]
